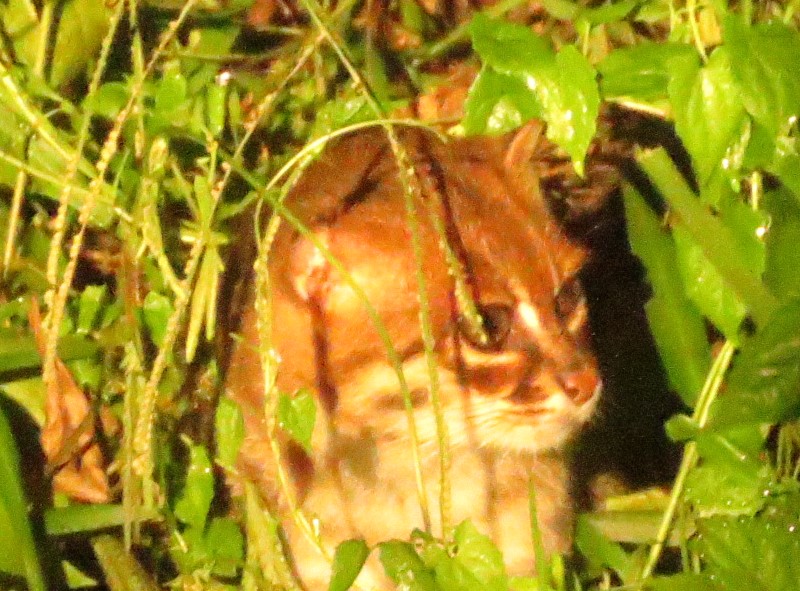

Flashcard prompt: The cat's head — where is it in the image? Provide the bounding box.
[257,127,601,456]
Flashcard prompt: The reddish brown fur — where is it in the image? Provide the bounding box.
[225,127,601,588]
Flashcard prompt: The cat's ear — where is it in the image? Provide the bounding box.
[504,120,546,172]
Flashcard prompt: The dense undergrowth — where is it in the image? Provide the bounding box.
[1,0,800,589]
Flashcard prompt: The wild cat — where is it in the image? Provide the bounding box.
[224,126,602,588]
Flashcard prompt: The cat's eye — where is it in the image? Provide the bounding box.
[460,303,513,350]
[555,277,586,327]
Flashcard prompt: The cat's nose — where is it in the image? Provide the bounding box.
[561,365,601,405]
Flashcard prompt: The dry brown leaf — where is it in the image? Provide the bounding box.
[30,299,109,503]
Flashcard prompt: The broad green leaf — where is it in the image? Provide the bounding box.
[414,522,507,591]
[1,378,45,425]
[696,514,800,591]
[49,0,111,86]
[575,516,636,582]
[378,540,436,591]
[155,72,188,114]
[724,16,800,138]
[328,539,370,591]
[469,14,599,170]
[205,517,244,578]
[683,462,770,518]
[647,573,724,591]
[715,193,767,276]
[638,148,778,326]
[763,188,800,299]
[174,443,214,532]
[710,298,800,427]
[0,404,45,589]
[0,331,99,374]
[770,150,800,205]
[7,0,111,87]
[450,521,506,586]
[77,285,107,334]
[470,13,553,77]
[672,226,747,341]
[576,0,640,25]
[215,397,245,469]
[85,82,129,119]
[599,42,696,102]
[463,66,540,135]
[623,184,710,404]
[142,291,172,348]
[668,418,771,517]
[277,389,316,454]
[668,46,747,187]
[311,96,374,138]
[544,46,599,175]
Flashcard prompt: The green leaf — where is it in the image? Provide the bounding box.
[450,521,507,586]
[623,184,710,404]
[205,517,244,578]
[710,298,800,427]
[85,82,129,119]
[672,226,747,342]
[378,540,436,591]
[724,16,800,138]
[668,46,748,187]
[415,522,507,591]
[44,504,157,536]
[311,96,373,138]
[543,46,600,175]
[470,13,553,77]
[668,418,771,518]
[7,0,111,87]
[683,462,770,518]
[763,188,800,299]
[174,442,214,532]
[142,291,172,348]
[0,331,99,374]
[328,539,370,591]
[576,0,640,25]
[575,516,636,582]
[638,148,778,326]
[0,404,45,589]
[206,82,227,138]
[469,14,599,171]
[463,66,540,135]
[599,42,696,102]
[77,285,107,335]
[696,514,800,591]
[647,573,724,591]
[215,397,245,469]
[277,389,317,454]
[154,72,188,114]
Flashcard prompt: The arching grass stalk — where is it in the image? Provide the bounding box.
[44,0,126,288]
[64,0,202,486]
[232,120,437,572]
[639,340,736,581]
[296,0,484,537]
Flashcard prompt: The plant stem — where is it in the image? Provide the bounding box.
[639,340,735,581]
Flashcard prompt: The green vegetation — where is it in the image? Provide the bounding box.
[1,0,800,589]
